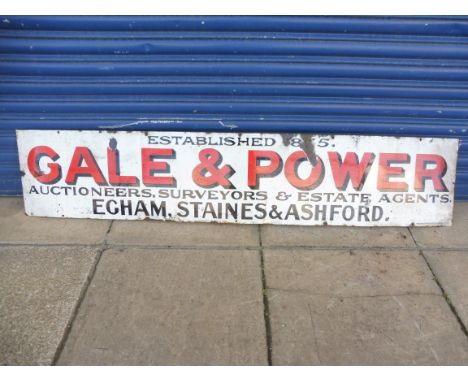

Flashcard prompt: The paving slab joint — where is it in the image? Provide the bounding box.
[51,221,114,365]
[407,228,468,341]
[258,225,273,366]
[104,220,114,245]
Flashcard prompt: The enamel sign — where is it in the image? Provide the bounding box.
[16,130,459,226]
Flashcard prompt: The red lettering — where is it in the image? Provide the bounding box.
[141,148,176,187]
[328,152,375,191]
[27,146,62,184]
[377,153,410,192]
[284,151,324,190]
[414,154,448,192]
[248,150,282,189]
[65,147,107,185]
[107,147,138,186]
[192,148,234,189]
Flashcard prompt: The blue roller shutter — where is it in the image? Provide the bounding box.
[1,16,467,198]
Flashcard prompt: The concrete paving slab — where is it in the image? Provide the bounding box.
[268,292,468,365]
[0,197,111,245]
[0,246,99,365]
[58,248,267,365]
[264,248,468,364]
[264,248,440,296]
[410,202,468,249]
[261,225,416,248]
[425,250,468,325]
[108,220,259,247]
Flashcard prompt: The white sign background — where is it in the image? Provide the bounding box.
[17,130,459,226]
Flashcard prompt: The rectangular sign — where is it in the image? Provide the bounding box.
[17,130,458,226]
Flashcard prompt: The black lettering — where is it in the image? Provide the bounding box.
[92,199,105,215]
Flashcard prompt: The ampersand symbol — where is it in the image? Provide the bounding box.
[269,205,283,219]
[192,148,235,189]
[276,192,291,201]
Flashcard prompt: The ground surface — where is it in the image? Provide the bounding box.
[1,197,468,365]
